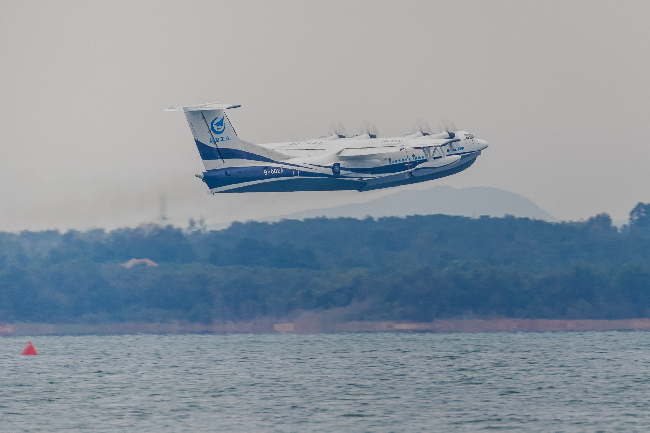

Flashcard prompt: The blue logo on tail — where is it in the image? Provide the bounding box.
[211,117,226,135]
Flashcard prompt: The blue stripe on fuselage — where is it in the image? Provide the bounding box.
[195,140,278,163]
[202,166,330,189]
[370,159,428,174]
[220,177,364,193]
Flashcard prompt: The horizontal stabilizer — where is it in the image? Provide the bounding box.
[162,102,241,112]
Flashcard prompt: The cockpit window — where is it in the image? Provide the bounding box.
[465,134,475,139]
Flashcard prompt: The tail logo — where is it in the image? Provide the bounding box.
[211,116,226,135]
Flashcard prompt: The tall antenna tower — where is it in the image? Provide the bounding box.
[159,195,168,224]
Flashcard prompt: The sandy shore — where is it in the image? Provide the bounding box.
[3,318,650,336]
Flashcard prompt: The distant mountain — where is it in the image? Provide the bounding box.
[264,186,559,222]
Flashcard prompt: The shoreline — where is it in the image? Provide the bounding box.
[3,318,650,336]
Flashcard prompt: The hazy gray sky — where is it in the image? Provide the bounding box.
[1,0,649,231]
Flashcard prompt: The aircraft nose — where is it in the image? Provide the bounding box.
[477,139,488,150]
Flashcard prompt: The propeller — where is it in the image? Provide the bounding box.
[439,118,458,134]
[359,120,379,138]
[438,118,458,139]
[412,119,434,136]
[328,122,347,138]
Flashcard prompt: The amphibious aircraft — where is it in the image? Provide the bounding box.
[163,103,488,193]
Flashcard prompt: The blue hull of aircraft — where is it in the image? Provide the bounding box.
[203,157,476,193]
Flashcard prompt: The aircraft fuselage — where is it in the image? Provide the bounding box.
[199,134,487,193]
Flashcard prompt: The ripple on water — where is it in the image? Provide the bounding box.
[2,332,650,431]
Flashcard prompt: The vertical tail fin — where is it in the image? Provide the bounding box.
[164,103,288,170]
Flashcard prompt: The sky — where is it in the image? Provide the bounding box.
[1,0,649,232]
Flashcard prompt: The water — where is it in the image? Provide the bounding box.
[2,332,650,432]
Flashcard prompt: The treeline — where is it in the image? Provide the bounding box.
[1,203,649,323]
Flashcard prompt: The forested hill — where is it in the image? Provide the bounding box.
[1,203,650,324]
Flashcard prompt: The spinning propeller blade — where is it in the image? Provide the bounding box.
[328,122,347,138]
[413,119,434,135]
[360,120,379,138]
[439,118,458,133]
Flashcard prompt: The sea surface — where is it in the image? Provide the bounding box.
[2,332,650,432]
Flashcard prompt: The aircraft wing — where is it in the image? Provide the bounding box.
[337,146,403,158]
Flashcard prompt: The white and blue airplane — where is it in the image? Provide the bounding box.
[164,103,488,193]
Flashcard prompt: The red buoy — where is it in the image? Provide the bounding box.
[21,341,38,355]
